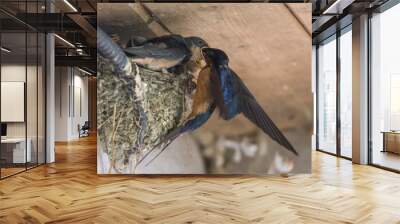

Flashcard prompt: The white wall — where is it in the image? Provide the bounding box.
[55,66,69,141]
[1,63,46,164]
[1,64,36,137]
[1,64,26,142]
[1,65,27,140]
[71,73,89,138]
[1,82,25,122]
[55,67,89,141]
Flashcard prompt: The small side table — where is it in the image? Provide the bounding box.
[1,138,32,164]
[382,131,400,154]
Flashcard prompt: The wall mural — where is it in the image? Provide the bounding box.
[97,3,312,174]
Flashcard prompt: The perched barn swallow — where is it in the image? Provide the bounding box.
[124,35,190,72]
[123,35,208,73]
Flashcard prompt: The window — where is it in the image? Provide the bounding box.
[370,3,400,171]
[317,35,337,154]
[0,1,47,179]
[316,25,353,159]
[339,27,352,158]
[390,74,400,130]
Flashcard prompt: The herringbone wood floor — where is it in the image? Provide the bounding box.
[1,135,400,224]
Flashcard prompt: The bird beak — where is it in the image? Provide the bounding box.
[201,48,211,63]
[201,47,211,57]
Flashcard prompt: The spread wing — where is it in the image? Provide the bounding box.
[230,69,298,155]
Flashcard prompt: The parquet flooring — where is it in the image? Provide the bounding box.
[0,167,26,178]
[1,135,400,223]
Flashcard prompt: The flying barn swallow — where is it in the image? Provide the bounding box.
[202,48,297,155]
[144,47,297,165]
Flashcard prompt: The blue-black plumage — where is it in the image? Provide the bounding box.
[146,48,297,166]
[124,35,209,72]
[202,48,298,156]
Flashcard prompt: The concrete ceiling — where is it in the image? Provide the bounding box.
[98,3,312,135]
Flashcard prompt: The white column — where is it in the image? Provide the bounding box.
[46,32,55,163]
[352,14,369,164]
[45,0,55,163]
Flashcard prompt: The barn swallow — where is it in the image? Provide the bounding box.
[123,35,208,72]
[124,34,191,72]
[202,48,297,155]
[143,48,297,165]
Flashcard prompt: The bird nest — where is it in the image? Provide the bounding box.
[97,55,193,173]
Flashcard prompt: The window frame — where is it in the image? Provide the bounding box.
[315,23,353,160]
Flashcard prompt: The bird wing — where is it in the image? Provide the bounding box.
[137,127,183,167]
[139,106,217,166]
[230,69,298,155]
[124,46,187,59]
[124,35,192,70]
[127,34,184,47]
[125,46,188,71]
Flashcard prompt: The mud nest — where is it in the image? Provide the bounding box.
[97,55,193,172]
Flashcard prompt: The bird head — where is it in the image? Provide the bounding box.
[185,37,209,69]
[201,48,229,65]
[185,36,209,49]
[126,36,147,48]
